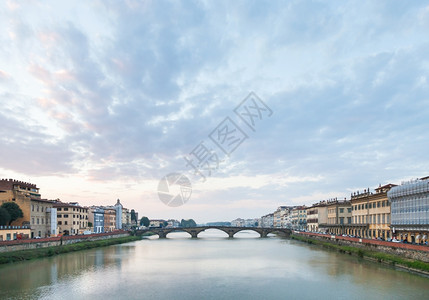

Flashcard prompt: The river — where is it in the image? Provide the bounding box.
[0,230,428,299]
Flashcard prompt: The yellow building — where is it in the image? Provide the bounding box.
[0,179,54,238]
[53,201,89,235]
[322,199,352,235]
[0,226,31,241]
[348,183,396,239]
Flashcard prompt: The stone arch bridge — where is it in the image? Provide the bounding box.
[136,226,291,239]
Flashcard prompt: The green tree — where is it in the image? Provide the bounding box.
[1,202,24,225]
[0,207,11,226]
[140,216,150,227]
[180,219,197,228]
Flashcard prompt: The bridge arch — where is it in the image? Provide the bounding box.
[228,228,263,238]
[196,227,230,238]
[164,229,193,238]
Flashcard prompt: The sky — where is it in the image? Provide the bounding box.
[1,0,429,223]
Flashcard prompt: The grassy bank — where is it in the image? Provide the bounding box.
[291,234,429,274]
[0,235,141,265]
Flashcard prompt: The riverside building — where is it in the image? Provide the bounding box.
[347,183,396,239]
[306,201,328,232]
[388,176,429,244]
[0,179,55,238]
[322,199,352,235]
[53,200,89,235]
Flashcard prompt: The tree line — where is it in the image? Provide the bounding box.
[0,202,24,226]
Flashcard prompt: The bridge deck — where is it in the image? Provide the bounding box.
[136,226,291,238]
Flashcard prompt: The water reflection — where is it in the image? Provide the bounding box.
[0,244,136,299]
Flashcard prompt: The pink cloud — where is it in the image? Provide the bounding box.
[28,64,51,85]
[0,70,10,81]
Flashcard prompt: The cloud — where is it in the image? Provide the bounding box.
[0,1,429,221]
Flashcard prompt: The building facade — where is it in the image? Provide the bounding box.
[30,198,54,238]
[291,206,307,231]
[347,184,395,239]
[0,226,31,241]
[273,206,292,228]
[53,201,89,235]
[114,199,123,229]
[388,177,429,244]
[0,179,55,238]
[88,207,105,233]
[322,199,351,235]
[103,208,116,232]
[306,202,328,232]
[260,213,274,227]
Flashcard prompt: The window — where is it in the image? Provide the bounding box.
[58,208,61,211]
[347,217,351,224]
[347,208,352,213]
[42,218,44,225]
[41,207,44,212]
[382,201,385,207]
[377,202,380,208]
[73,221,75,225]
[382,214,385,224]
[64,214,68,218]
[365,204,368,209]
[32,217,34,224]
[37,205,39,212]
[64,221,68,225]
[58,221,62,225]
[369,203,372,209]
[64,208,68,211]
[339,208,344,213]
[32,204,34,211]
[377,214,380,224]
[37,218,39,225]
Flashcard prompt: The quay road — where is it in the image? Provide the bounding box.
[136,226,291,238]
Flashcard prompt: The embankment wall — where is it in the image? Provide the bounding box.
[0,231,129,252]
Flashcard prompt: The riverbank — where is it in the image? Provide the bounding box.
[291,234,429,276]
[0,235,141,265]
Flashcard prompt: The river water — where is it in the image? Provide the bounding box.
[0,230,428,300]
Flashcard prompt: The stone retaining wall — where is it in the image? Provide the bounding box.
[0,231,130,252]
[295,232,429,262]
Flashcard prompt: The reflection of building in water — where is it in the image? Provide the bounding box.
[388,176,429,244]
